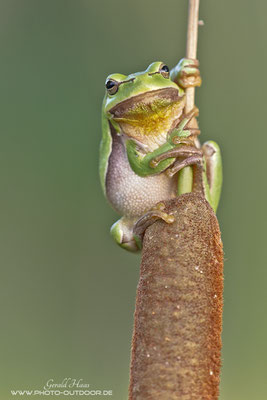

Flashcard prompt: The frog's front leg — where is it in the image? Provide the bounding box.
[148,107,202,171]
[164,140,222,212]
[148,138,223,213]
[126,106,200,178]
[110,216,139,252]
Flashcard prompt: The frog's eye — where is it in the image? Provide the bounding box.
[105,79,119,95]
[159,64,170,79]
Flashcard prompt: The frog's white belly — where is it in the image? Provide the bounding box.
[106,134,176,217]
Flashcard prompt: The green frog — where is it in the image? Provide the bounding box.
[100,59,222,251]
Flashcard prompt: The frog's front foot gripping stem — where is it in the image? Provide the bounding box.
[151,146,202,169]
[173,58,202,89]
[133,203,174,249]
[167,154,202,177]
[171,106,200,145]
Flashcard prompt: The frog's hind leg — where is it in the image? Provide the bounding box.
[111,207,174,252]
[110,216,139,252]
[202,140,223,213]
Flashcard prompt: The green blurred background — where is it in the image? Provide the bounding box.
[0,0,266,399]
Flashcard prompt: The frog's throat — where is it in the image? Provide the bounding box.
[109,88,185,152]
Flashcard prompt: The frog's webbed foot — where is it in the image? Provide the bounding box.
[170,106,200,143]
[149,107,201,169]
[166,154,203,178]
[149,105,203,171]
[133,203,174,249]
[171,58,202,89]
[150,146,202,168]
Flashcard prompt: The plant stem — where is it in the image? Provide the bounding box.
[178,0,200,194]
[186,0,200,113]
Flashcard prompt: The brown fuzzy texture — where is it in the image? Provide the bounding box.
[129,193,224,400]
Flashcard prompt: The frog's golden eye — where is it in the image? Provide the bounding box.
[159,64,170,79]
[105,79,119,95]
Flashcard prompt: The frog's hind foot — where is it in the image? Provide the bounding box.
[133,203,175,249]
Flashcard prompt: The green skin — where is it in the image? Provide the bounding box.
[100,59,222,252]
[100,60,184,192]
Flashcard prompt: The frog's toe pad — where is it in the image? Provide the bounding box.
[110,220,139,252]
[178,71,202,89]
[178,59,201,88]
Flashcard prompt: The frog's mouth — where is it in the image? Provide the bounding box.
[109,88,185,151]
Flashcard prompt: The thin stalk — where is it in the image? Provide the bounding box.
[186,0,200,112]
[178,0,200,193]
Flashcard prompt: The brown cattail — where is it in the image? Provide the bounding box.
[129,193,223,400]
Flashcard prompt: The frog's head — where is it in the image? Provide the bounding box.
[103,62,185,151]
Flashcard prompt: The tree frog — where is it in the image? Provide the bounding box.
[100,59,222,252]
